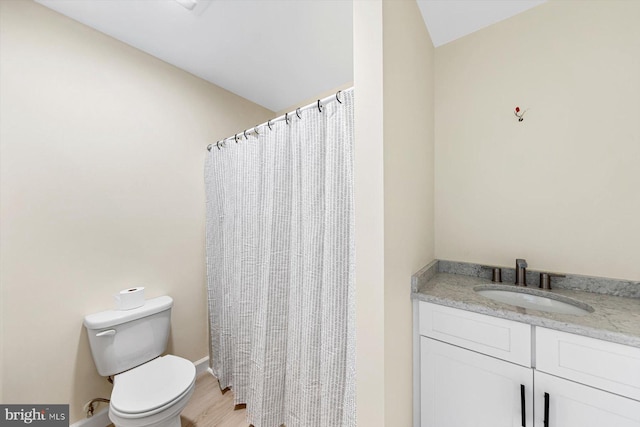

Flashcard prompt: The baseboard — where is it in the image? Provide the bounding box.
[193,356,209,377]
[70,407,110,427]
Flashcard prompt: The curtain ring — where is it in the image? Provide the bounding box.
[317,99,323,112]
[285,112,290,125]
[216,141,221,150]
[268,120,272,130]
[244,129,249,140]
[207,143,212,152]
[336,90,343,104]
[296,108,302,119]
[234,134,239,143]
[254,125,259,135]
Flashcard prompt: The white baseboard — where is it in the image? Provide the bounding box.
[193,356,209,377]
[70,407,110,427]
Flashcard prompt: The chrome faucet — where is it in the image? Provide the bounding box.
[515,258,528,286]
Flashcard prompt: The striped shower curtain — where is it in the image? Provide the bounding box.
[204,89,355,427]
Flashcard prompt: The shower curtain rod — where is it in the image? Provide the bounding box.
[207,87,353,151]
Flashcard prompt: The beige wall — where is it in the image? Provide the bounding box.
[353,0,435,424]
[0,0,272,420]
[353,0,386,424]
[435,0,640,281]
[382,0,435,425]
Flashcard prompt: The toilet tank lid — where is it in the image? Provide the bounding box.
[84,296,173,329]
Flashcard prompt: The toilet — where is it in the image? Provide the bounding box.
[84,296,196,427]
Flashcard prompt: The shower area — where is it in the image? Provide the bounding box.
[204,90,356,427]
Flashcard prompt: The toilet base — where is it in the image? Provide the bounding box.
[108,381,195,427]
[111,414,181,427]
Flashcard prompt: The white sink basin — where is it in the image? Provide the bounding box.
[474,285,594,316]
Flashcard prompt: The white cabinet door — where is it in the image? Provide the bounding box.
[421,337,533,427]
[534,371,640,427]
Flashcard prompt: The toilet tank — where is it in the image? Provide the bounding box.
[83,296,173,376]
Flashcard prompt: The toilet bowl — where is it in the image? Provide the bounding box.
[83,296,197,427]
[108,355,196,427]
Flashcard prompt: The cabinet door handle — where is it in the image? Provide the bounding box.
[544,392,550,427]
[520,384,526,427]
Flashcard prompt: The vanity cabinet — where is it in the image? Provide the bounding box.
[421,337,533,427]
[417,301,640,427]
[418,302,533,427]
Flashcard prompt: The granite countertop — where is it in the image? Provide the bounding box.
[411,261,640,348]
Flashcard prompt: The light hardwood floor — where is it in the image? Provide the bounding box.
[180,373,250,427]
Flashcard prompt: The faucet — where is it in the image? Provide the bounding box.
[515,258,528,286]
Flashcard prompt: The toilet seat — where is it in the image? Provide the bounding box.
[110,355,196,418]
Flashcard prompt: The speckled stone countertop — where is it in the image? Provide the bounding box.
[411,260,640,348]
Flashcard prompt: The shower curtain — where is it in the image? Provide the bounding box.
[204,89,355,427]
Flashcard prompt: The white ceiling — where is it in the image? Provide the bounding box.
[35,0,546,112]
[417,0,546,47]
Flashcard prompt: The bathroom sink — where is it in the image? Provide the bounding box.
[474,285,594,316]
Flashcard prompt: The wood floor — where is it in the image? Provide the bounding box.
[180,373,250,427]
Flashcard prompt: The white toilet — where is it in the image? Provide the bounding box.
[84,296,196,427]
